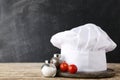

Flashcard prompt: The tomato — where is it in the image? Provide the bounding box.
[60,62,68,72]
[68,64,77,74]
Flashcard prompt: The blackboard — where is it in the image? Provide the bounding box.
[0,0,119,62]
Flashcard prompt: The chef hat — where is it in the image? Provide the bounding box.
[50,23,117,72]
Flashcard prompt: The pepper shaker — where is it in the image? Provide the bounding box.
[50,54,61,69]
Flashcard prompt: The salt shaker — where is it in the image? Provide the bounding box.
[41,60,57,77]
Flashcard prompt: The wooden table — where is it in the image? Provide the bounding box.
[0,63,119,80]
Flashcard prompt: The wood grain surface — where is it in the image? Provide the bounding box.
[57,68,115,78]
[0,63,119,80]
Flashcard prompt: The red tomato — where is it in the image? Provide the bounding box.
[68,64,77,74]
[60,62,68,72]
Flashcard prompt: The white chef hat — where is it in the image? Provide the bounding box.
[50,23,117,72]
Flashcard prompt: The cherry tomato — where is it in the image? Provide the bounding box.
[60,62,68,72]
[68,64,77,74]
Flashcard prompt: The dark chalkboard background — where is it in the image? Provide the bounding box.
[0,0,119,62]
